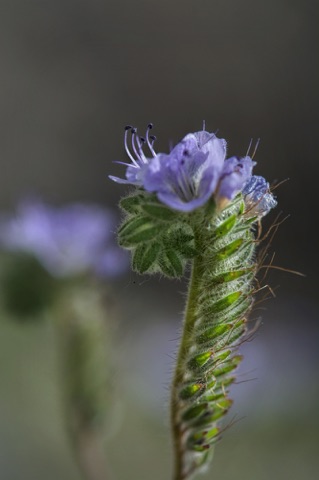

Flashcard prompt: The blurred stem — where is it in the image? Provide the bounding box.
[73,427,112,480]
[54,282,116,480]
[170,256,203,480]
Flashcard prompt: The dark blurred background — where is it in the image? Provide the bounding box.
[0,1,318,479]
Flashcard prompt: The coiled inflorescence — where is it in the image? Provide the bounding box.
[171,196,257,476]
[110,123,277,479]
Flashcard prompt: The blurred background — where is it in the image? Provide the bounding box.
[0,0,318,479]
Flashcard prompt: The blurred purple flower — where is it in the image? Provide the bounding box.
[0,201,129,278]
[242,175,277,217]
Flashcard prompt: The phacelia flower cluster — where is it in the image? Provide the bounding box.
[0,201,129,278]
[109,124,277,215]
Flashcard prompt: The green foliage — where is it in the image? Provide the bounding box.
[118,191,197,277]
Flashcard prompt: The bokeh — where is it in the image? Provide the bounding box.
[0,1,318,479]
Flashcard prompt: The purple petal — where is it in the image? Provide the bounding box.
[217,156,256,200]
[143,131,226,212]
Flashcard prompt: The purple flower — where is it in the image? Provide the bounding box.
[242,175,277,217]
[216,156,256,201]
[110,124,277,214]
[0,200,129,278]
[143,131,227,212]
[108,124,156,186]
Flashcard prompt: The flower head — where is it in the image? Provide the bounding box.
[109,123,277,215]
[0,200,129,278]
[242,175,277,217]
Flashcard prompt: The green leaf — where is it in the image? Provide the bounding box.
[159,249,184,277]
[132,242,161,273]
[163,224,197,258]
[118,216,162,247]
[119,193,145,214]
[141,203,178,221]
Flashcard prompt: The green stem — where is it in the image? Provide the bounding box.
[170,255,203,480]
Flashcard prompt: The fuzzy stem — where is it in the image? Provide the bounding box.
[171,255,203,480]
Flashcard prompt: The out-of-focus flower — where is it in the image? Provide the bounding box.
[0,200,129,278]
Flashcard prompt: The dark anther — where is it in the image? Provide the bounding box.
[131,127,137,134]
[147,123,153,129]
[125,125,132,130]
[140,137,146,143]
[150,135,157,141]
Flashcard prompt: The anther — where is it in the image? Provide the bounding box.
[146,125,157,157]
[125,125,132,131]
[131,127,137,134]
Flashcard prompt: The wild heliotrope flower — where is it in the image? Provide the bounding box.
[110,124,262,212]
[0,200,128,278]
[111,123,278,480]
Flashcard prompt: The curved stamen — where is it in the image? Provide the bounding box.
[150,135,157,147]
[146,123,157,157]
[131,128,143,163]
[124,126,138,166]
[135,135,148,164]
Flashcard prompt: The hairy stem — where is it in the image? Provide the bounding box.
[171,256,203,480]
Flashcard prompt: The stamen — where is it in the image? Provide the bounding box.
[124,126,138,165]
[246,138,253,157]
[130,127,142,163]
[146,123,157,157]
[251,138,260,159]
[150,135,157,147]
[135,134,148,164]
[202,120,206,131]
